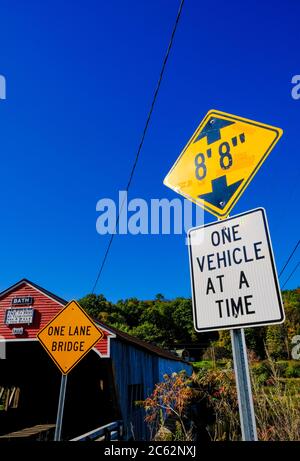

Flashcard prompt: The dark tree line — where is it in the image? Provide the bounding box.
[79,289,300,360]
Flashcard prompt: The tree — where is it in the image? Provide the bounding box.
[116,298,144,327]
[78,293,113,319]
[266,324,287,360]
[155,293,165,301]
[131,322,166,345]
[244,327,265,359]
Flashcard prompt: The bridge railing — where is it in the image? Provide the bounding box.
[70,420,124,442]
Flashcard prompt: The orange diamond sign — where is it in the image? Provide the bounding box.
[37,300,103,374]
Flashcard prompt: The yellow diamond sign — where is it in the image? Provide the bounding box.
[164,110,283,218]
[37,300,103,374]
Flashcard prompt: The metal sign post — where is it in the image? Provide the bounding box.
[54,374,68,441]
[226,209,257,441]
[231,328,257,441]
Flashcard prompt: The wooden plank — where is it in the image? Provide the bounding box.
[0,424,55,439]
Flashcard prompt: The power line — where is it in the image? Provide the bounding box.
[278,239,300,278]
[281,261,300,289]
[92,0,185,293]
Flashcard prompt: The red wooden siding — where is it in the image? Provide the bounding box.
[0,281,113,358]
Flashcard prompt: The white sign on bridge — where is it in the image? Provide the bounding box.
[188,208,284,332]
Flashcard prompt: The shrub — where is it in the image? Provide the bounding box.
[251,361,270,384]
[273,360,300,378]
[194,368,240,441]
[276,360,289,377]
[251,355,300,441]
[285,361,300,378]
[192,361,214,372]
[202,345,232,361]
[140,371,193,441]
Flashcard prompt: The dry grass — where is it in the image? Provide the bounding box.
[251,352,300,441]
[195,352,300,441]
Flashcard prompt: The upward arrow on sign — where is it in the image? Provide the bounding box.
[193,117,234,145]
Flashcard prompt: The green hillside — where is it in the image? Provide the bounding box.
[79,288,300,361]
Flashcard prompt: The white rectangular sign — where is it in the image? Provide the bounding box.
[5,308,34,325]
[188,208,284,332]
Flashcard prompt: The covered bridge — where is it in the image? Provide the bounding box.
[0,279,192,440]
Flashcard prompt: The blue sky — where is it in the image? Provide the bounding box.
[0,0,299,301]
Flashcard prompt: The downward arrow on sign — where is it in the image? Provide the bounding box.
[199,175,243,209]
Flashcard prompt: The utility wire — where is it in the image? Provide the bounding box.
[278,239,300,278]
[92,0,185,293]
[281,261,300,289]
